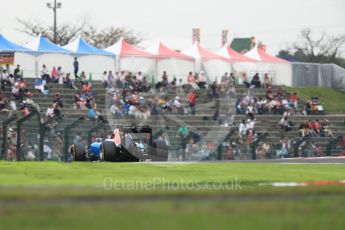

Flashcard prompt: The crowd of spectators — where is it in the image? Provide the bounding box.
[1,62,344,161]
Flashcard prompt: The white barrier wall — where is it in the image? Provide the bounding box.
[78,55,115,80]
[156,58,194,82]
[232,61,292,86]
[36,54,74,77]
[118,57,155,76]
[14,52,36,78]
[202,60,231,83]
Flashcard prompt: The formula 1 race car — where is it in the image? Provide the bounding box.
[70,125,168,162]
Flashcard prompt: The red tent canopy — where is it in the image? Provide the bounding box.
[145,42,193,59]
[257,48,288,63]
[105,39,154,57]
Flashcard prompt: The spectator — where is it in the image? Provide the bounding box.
[74,93,86,110]
[53,103,61,117]
[177,126,189,161]
[210,81,219,98]
[239,119,247,138]
[82,81,92,94]
[279,117,292,132]
[241,73,250,88]
[73,57,79,80]
[278,137,290,158]
[107,71,114,88]
[263,73,272,89]
[110,102,122,118]
[87,108,98,121]
[276,86,284,98]
[246,103,255,121]
[173,96,184,114]
[53,92,63,108]
[187,72,199,90]
[64,73,76,89]
[20,103,30,117]
[176,78,183,93]
[141,77,150,92]
[41,64,51,82]
[311,119,321,136]
[250,73,261,88]
[257,97,268,114]
[102,71,108,88]
[0,94,10,114]
[221,72,229,84]
[14,64,22,81]
[136,71,143,81]
[57,66,64,85]
[187,90,197,115]
[80,71,87,84]
[229,72,237,87]
[289,92,299,110]
[46,104,55,118]
[266,89,274,101]
[226,109,234,127]
[197,71,207,89]
[321,118,333,137]
[51,67,58,83]
[1,69,12,91]
[12,79,22,101]
[161,71,169,87]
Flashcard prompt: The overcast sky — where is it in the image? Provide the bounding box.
[1,0,344,55]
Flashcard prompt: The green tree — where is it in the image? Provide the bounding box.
[277,28,345,68]
[17,18,143,47]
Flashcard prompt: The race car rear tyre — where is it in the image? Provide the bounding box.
[152,140,169,161]
[101,141,117,162]
[70,144,87,161]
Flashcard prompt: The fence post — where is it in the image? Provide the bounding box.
[1,115,17,160]
[16,110,40,161]
[64,119,83,162]
[39,115,64,161]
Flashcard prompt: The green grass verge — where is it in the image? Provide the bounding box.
[283,86,345,113]
[0,161,344,230]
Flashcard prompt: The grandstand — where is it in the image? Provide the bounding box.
[0,74,344,161]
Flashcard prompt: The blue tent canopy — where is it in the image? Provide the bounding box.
[25,36,71,54]
[64,37,113,56]
[0,34,32,52]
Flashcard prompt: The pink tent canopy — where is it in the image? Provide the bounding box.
[216,46,257,62]
[244,47,288,63]
[145,42,193,60]
[181,42,229,62]
[105,38,153,57]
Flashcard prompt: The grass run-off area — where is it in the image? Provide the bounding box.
[0,161,344,229]
[283,86,345,113]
